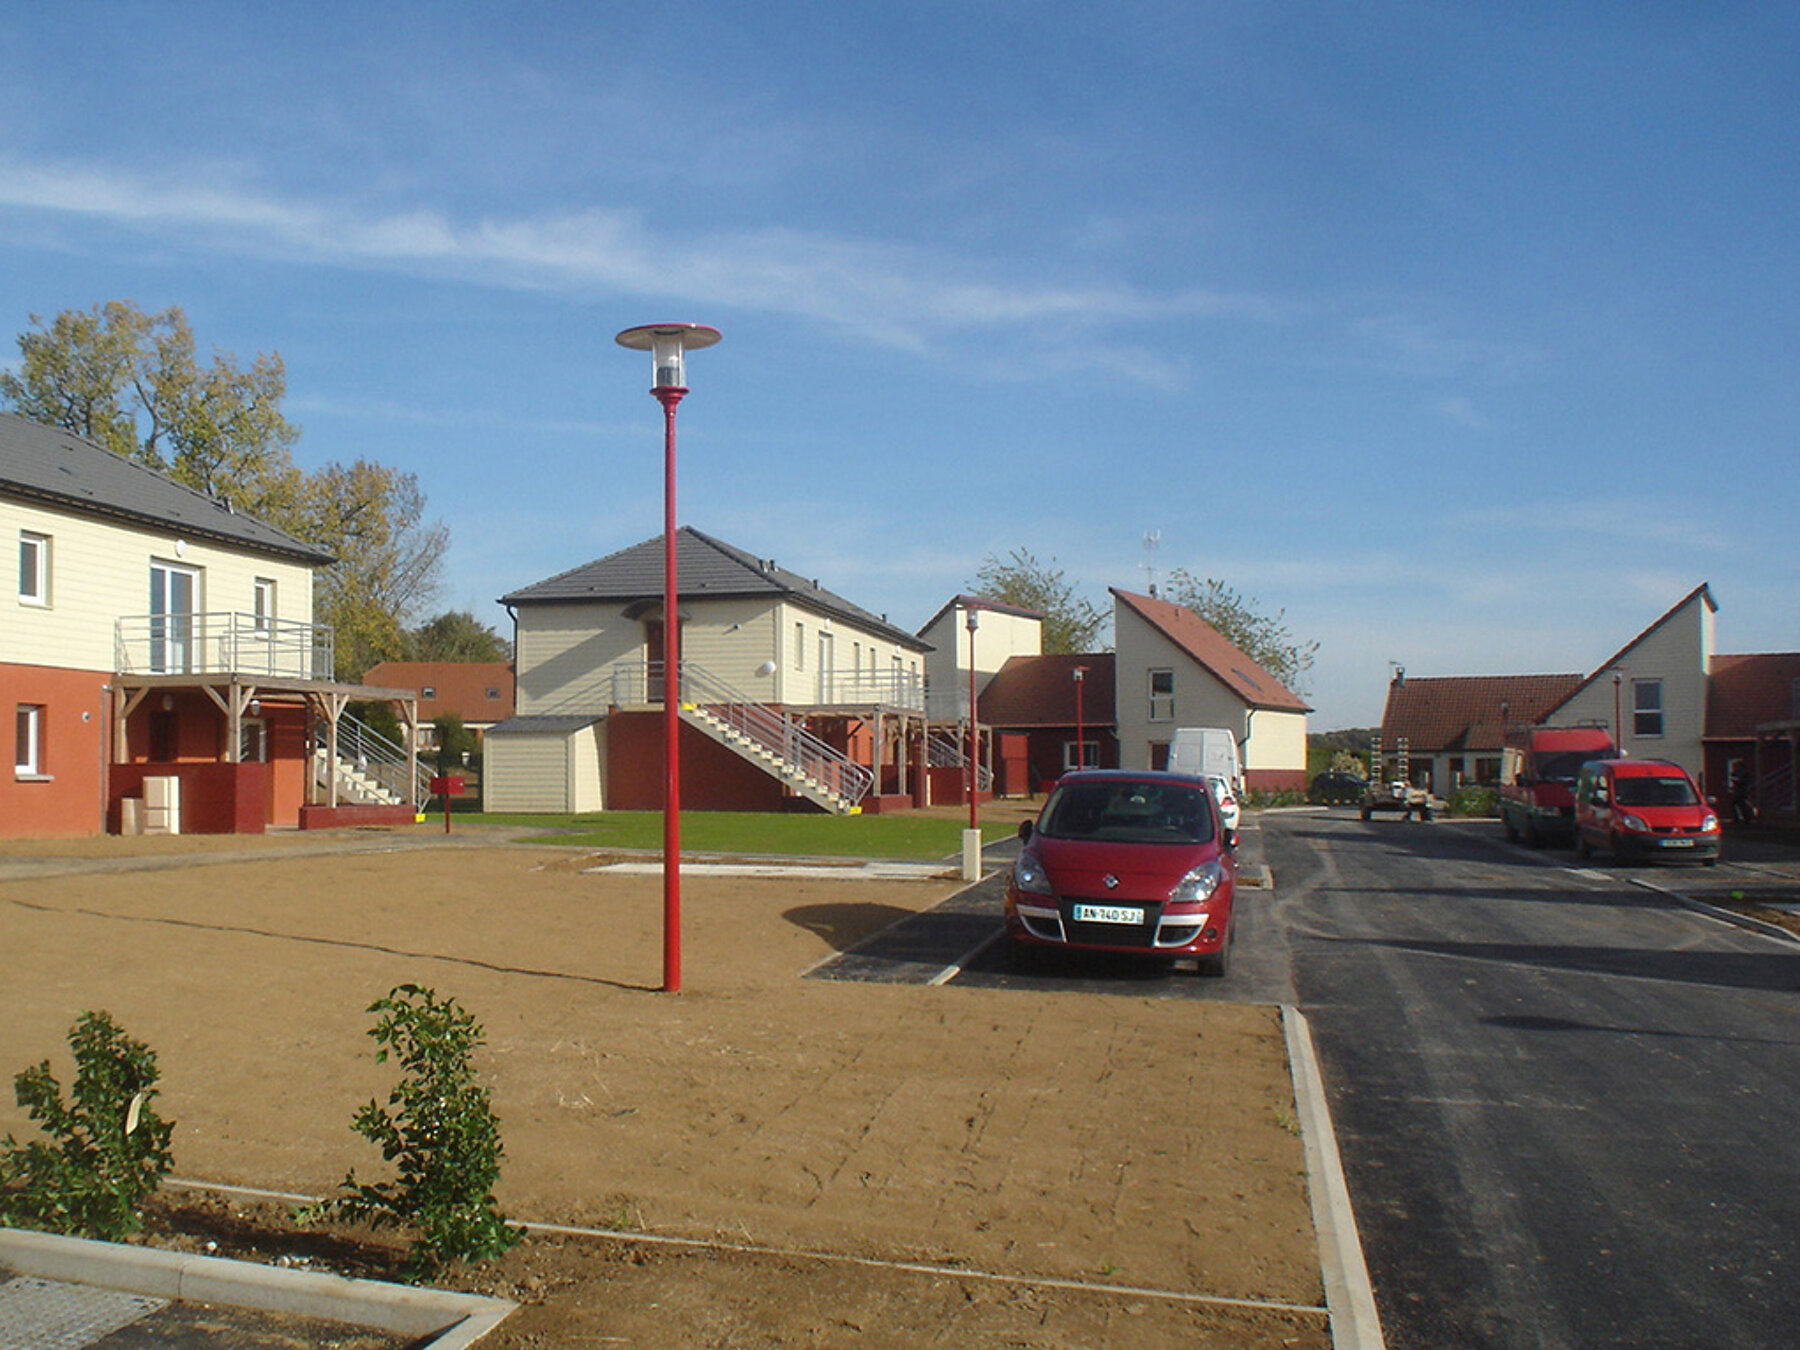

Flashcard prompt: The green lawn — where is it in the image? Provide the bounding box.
[455,811,1016,862]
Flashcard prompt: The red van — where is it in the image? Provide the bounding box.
[1499,724,1616,846]
[1572,758,1721,864]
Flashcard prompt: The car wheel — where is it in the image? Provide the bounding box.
[1419,806,1433,822]
[1576,831,1592,860]
[1359,804,1372,821]
[1503,815,1519,843]
[1197,934,1231,978]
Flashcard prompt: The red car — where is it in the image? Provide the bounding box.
[1005,770,1239,975]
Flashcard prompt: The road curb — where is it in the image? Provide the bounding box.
[0,1227,515,1348]
[1283,1005,1386,1350]
[1628,876,1800,945]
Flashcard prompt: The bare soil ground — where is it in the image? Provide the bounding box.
[0,828,1328,1347]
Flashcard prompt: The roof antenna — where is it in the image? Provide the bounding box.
[1389,661,1406,688]
[1141,530,1162,597]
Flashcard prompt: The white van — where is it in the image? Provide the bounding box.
[1167,726,1241,787]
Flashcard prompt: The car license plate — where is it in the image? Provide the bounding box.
[1073,903,1144,925]
[1660,837,1696,848]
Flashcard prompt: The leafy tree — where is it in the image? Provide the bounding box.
[411,609,511,663]
[433,713,474,773]
[970,548,1106,654]
[3,302,447,680]
[299,460,447,680]
[0,301,303,523]
[1161,568,1319,694]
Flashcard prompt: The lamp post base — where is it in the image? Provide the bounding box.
[961,827,984,881]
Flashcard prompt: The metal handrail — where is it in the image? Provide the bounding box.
[612,661,874,805]
[115,612,335,680]
[928,727,992,791]
[322,710,431,806]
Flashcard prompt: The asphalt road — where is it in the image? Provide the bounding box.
[815,809,1800,1347]
[1265,810,1800,1350]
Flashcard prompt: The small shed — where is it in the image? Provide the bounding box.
[483,715,606,813]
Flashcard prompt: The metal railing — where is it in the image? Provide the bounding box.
[808,669,926,712]
[928,727,992,791]
[116,612,334,680]
[317,710,431,807]
[611,661,874,806]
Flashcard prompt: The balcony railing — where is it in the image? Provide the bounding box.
[116,612,335,681]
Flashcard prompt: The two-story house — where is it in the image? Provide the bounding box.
[1110,588,1311,790]
[2,413,419,836]
[487,527,934,814]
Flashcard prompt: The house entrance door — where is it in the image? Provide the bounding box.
[818,631,835,703]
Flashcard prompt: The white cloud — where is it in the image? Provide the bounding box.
[0,157,1285,375]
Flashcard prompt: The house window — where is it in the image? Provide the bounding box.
[422,686,437,699]
[149,561,201,674]
[486,687,500,700]
[1063,739,1099,770]
[238,719,268,763]
[15,704,44,777]
[794,622,805,671]
[253,578,276,632]
[19,532,49,605]
[1148,669,1175,722]
[1632,679,1663,738]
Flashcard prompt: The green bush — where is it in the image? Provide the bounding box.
[1244,788,1307,810]
[0,1011,175,1241]
[1447,785,1499,818]
[312,985,522,1276]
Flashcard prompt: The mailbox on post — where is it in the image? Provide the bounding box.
[429,776,466,833]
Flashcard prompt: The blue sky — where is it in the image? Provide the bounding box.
[3,2,1794,727]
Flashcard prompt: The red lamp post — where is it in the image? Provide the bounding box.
[1072,664,1088,769]
[961,606,983,879]
[615,322,721,994]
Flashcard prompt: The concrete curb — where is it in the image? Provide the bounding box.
[1283,1005,1386,1350]
[1629,876,1800,945]
[0,1228,515,1348]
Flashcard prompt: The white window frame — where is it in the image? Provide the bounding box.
[253,577,276,632]
[238,717,268,763]
[19,532,49,606]
[1063,738,1100,770]
[15,704,44,777]
[1632,679,1664,738]
[1148,668,1175,722]
[149,560,202,674]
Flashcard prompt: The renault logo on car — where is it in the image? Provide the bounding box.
[1103,874,1120,889]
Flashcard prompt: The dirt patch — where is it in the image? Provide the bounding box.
[0,834,1327,1347]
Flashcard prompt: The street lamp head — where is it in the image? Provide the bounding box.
[1072,665,1087,682]
[965,606,981,633]
[616,322,722,391]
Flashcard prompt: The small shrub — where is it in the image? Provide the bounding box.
[311,984,522,1276]
[1447,785,1499,818]
[1244,787,1307,810]
[0,1011,175,1241]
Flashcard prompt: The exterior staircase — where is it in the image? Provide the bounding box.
[312,712,432,807]
[928,727,991,792]
[676,663,873,813]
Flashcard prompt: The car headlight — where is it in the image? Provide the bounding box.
[1701,813,1720,833]
[1013,855,1054,895]
[1170,860,1224,903]
[1618,813,1650,833]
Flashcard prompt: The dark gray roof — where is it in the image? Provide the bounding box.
[0,412,334,565]
[501,526,930,651]
[486,714,604,735]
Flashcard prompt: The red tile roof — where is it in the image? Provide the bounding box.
[1379,673,1585,753]
[1110,589,1311,712]
[979,653,1115,727]
[1706,652,1800,738]
[360,662,516,726]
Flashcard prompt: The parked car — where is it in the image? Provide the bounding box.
[1309,771,1368,805]
[1005,770,1238,975]
[1573,758,1721,865]
[1499,724,1615,846]
[1205,774,1241,832]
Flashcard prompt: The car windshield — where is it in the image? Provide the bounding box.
[1614,775,1699,807]
[1537,750,1601,784]
[1040,780,1215,845]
